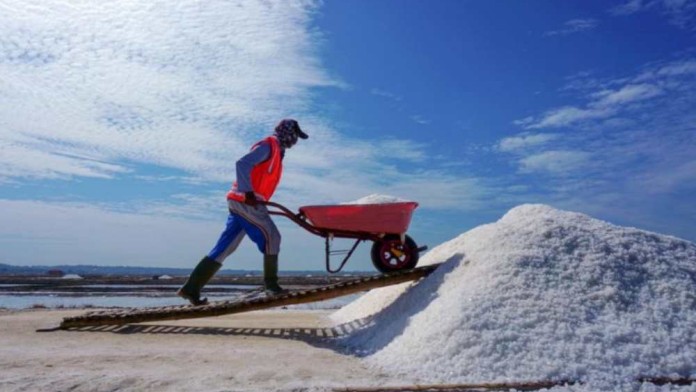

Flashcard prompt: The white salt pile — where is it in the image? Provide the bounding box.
[332,204,696,390]
[60,274,83,280]
[343,194,410,205]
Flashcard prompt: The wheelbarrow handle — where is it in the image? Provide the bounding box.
[262,201,304,219]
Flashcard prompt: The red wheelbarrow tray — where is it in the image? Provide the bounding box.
[298,202,419,235]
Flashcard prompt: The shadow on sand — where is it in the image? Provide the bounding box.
[58,318,372,351]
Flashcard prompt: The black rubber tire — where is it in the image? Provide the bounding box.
[370,234,419,273]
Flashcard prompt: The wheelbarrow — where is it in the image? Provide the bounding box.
[264,201,427,274]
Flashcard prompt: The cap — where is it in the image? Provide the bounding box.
[277,119,308,139]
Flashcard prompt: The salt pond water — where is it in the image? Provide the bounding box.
[0,294,203,309]
[0,290,357,310]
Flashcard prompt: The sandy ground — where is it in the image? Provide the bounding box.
[0,308,394,392]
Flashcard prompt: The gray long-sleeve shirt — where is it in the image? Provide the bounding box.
[235,141,284,193]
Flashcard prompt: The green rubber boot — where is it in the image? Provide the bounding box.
[177,256,222,306]
[263,254,288,296]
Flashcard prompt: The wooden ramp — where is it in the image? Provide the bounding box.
[59,264,440,329]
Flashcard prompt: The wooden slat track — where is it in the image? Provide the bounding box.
[59,264,441,329]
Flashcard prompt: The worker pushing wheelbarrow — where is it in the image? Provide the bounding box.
[178,119,425,306]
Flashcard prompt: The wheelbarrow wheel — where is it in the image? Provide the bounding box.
[371,234,419,274]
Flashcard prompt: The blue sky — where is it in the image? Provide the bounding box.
[1,0,695,271]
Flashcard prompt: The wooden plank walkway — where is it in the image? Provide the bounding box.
[59,264,440,329]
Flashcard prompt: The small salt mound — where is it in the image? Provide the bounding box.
[343,194,410,205]
[333,204,696,388]
[61,274,83,280]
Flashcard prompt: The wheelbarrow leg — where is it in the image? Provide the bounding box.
[325,237,363,273]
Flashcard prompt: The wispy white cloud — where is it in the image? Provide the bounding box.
[0,0,339,182]
[610,0,648,15]
[410,115,430,125]
[515,106,615,129]
[497,133,559,152]
[636,159,696,192]
[635,59,696,81]
[370,88,403,102]
[591,83,664,106]
[610,0,696,30]
[375,139,428,162]
[519,150,591,174]
[655,59,696,76]
[517,82,666,129]
[544,18,599,36]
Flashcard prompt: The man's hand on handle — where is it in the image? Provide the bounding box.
[244,191,259,207]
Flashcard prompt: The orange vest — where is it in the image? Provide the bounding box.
[227,136,283,202]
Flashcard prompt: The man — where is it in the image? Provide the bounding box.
[177,119,308,305]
